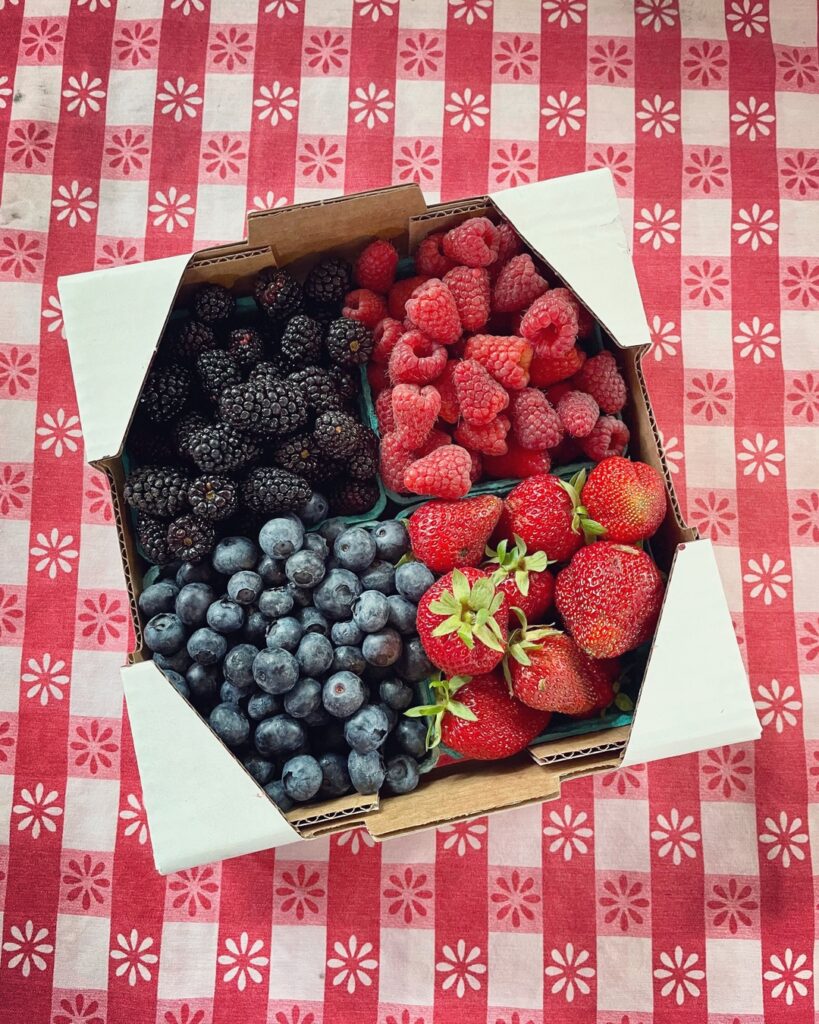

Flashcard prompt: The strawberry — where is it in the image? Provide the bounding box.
[407,495,503,573]
[555,541,665,658]
[495,470,604,562]
[416,567,508,676]
[405,671,550,760]
[581,456,667,543]
[484,537,554,624]
[482,441,552,480]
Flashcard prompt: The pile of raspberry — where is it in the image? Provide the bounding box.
[348,218,630,501]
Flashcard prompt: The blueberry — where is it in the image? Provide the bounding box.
[264,778,294,812]
[299,491,330,526]
[281,754,323,802]
[373,520,410,563]
[348,750,386,794]
[331,645,366,676]
[322,671,366,718]
[242,608,269,645]
[209,703,250,747]
[362,628,402,667]
[258,587,294,619]
[298,606,329,636]
[358,559,395,595]
[333,527,377,572]
[259,516,304,559]
[220,680,252,704]
[187,626,227,665]
[253,647,300,694]
[186,662,220,701]
[154,648,191,674]
[380,678,415,711]
[344,705,390,753]
[257,555,286,587]
[283,677,322,718]
[395,717,428,759]
[227,570,263,606]
[212,536,259,575]
[247,690,281,720]
[378,702,398,731]
[144,612,187,655]
[396,637,435,682]
[318,751,352,796]
[206,597,245,634]
[331,619,364,646]
[287,583,313,608]
[385,754,420,794]
[286,549,326,588]
[177,560,219,587]
[176,582,216,628]
[296,633,334,677]
[352,590,390,634]
[162,669,190,698]
[243,755,274,785]
[265,616,302,652]
[139,581,179,619]
[304,706,330,728]
[223,643,259,688]
[318,517,348,543]
[254,714,306,758]
[314,569,362,621]
[302,532,329,560]
[395,562,435,603]
[387,595,417,635]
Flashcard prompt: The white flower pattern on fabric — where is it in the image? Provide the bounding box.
[439,819,486,855]
[21,653,69,705]
[754,680,801,733]
[764,949,812,1005]
[540,91,585,136]
[727,0,768,37]
[170,0,205,12]
[731,97,775,141]
[445,88,489,133]
[2,921,53,976]
[733,317,779,363]
[436,940,486,997]
[650,808,700,865]
[110,929,158,986]
[42,295,65,338]
[251,192,289,212]
[544,943,595,1001]
[635,204,680,249]
[157,78,202,122]
[355,0,397,19]
[254,82,298,126]
[737,433,784,482]
[650,316,680,360]
[335,826,375,854]
[52,181,97,228]
[148,187,194,233]
[636,0,678,30]
[450,0,492,25]
[349,83,394,129]
[636,94,679,138]
[543,805,593,861]
[658,431,683,473]
[30,529,78,579]
[265,0,299,14]
[743,554,791,605]
[733,205,778,250]
[654,946,705,1005]
[12,782,63,838]
[218,932,269,991]
[120,792,148,844]
[327,935,378,994]
[759,812,808,867]
[542,0,586,29]
[36,409,82,457]
[63,72,105,116]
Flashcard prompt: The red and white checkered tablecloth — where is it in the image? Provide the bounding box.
[1,1,817,1021]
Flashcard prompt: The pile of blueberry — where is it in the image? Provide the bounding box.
[140,500,437,810]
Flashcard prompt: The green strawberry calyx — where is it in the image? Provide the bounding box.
[485,535,552,598]
[428,569,506,653]
[501,608,562,689]
[557,468,606,543]
[405,674,477,751]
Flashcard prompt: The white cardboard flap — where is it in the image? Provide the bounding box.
[491,169,651,350]
[60,254,193,463]
[122,661,301,874]
[621,539,761,766]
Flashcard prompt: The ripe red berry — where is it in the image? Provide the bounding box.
[579,415,630,461]
[454,414,511,456]
[387,275,430,319]
[464,334,533,391]
[372,317,404,365]
[443,266,491,331]
[520,290,579,357]
[342,288,388,329]
[492,254,549,313]
[572,350,627,414]
[391,383,441,449]
[375,387,396,433]
[415,232,454,277]
[405,278,462,345]
[452,359,509,426]
[388,330,448,385]
[404,445,472,499]
[482,441,552,480]
[442,217,500,267]
[354,239,399,293]
[509,388,564,449]
[556,390,599,438]
[380,432,414,493]
[528,344,586,387]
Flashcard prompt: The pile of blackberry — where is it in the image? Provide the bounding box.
[124,268,378,566]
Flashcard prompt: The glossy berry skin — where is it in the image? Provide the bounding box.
[139,581,179,619]
[212,536,259,575]
[496,474,583,563]
[344,705,390,753]
[253,647,300,694]
[385,754,420,794]
[348,750,386,794]
[386,596,417,635]
[581,456,667,543]
[227,571,263,606]
[372,520,410,563]
[265,616,303,652]
[353,591,390,633]
[144,613,187,655]
[394,562,435,603]
[264,779,294,811]
[314,569,362,621]
[254,715,306,758]
[282,754,323,802]
[318,752,352,796]
[206,597,245,634]
[509,633,618,715]
[187,627,227,666]
[296,633,334,676]
[283,677,322,718]
[223,644,259,688]
[408,495,503,575]
[322,671,366,717]
[493,567,554,626]
[285,549,326,588]
[359,560,396,596]
[154,649,191,674]
[362,628,403,667]
[209,703,250,748]
[380,678,415,711]
[394,717,428,758]
[175,583,215,628]
[247,690,281,720]
[259,517,304,560]
[331,619,364,646]
[332,646,367,675]
[334,528,377,572]
[396,637,435,682]
[482,442,552,480]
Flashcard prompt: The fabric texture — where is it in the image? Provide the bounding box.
[0,1,817,1021]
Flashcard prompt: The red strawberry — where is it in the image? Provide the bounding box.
[482,441,552,480]
[484,537,554,624]
[416,567,508,676]
[406,670,550,760]
[581,456,667,543]
[407,494,504,573]
[555,542,665,658]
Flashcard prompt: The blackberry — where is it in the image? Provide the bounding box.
[196,349,242,404]
[255,268,303,321]
[219,378,308,439]
[189,423,261,474]
[168,320,217,366]
[167,514,216,563]
[227,326,265,368]
[139,365,190,423]
[280,315,323,370]
[136,513,174,565]
[286,367,343,413]
[327,478,379,516]
[127,421,176,466]
[124,466,190,518]
[328,366,359,404]
[241,467,312,515]
[249,360,284,382]
[345,426,379,480]
[174,411,210,458]
[270,432,331,483]
[193,283,235,323]
[187,475,239,521]
[304,257,352,307]
[325,318,373,367]
[313,411,361,459]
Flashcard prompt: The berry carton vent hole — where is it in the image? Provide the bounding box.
[60,175,759,870]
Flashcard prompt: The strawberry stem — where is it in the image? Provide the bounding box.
[404,674,477,750]
[557,469,606,543]
[428,569,506,653]
[485,535,552,597]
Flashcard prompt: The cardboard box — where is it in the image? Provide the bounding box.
[60,171,761,874]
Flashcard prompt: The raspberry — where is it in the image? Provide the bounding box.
[453,358,510,426]
[545,381,572,405]
[415,232,454,277]
[443,266,491,331]
[580,415,630,461]
[391,383,441,449]
[435,360,460,424]
[375,387,396,433]
[403,445,472,499]
[368,362,389,394]
[405,279,462,344]
[342,288,388,329]
[464,334,533,391]
[520,290,578,356]
[495,220,524,265]
[388,275,429,319]
[529,344,586,387]
[442,217,499,267]
[492,255,549,313]
[355,239,399,294]
[557,390,600,438]
[552,287,594,338]
[380,432,414,492]
[372,317,404,364]
[388,330,448,384]
[468,449,483,483]
[483,440,552,480]
[416,428,452,457]
[454,414,511,456]
[509,388,564,450]
[572,350,627,414]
